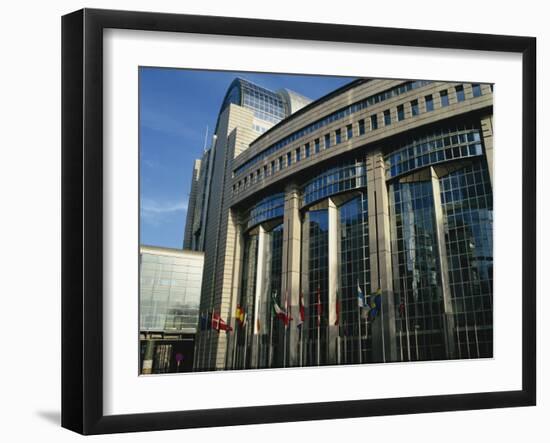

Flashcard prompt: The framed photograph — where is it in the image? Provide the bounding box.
[61,8,536,435]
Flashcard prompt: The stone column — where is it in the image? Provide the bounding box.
[141,337,155,375]
[225,219,245,370]
[481,115,494,186]
[327,198,339,365]
[366,150,397,363]
[430,167,457,360]
[300,211,310,367]
[250,226,266,368]
[282,184,302,367]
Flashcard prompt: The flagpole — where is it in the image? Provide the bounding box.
[403,274,411,361]
[456,325,462,359]
[357,280,362,364]
[233,316,238,369]
[269,311,274,367]
[399,326,403,361]
[474,322,480,358]
[380,289,386,363]
[357,299,362,364]
[414,324,419,360]
[300,323,304,367]
[283,323,287,369]
[243,320,248,369]
[282,290,289,368]
[317,300,321,366]
[364,315,368,360]
[335,290,340,365]
[465,322,471,358]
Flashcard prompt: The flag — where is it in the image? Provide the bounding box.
[297,292,305,328]
[357,282,366,308]
[219,316,233,332]
[316,286,322,326]
[271,292,292,326]
[335,290,340,326]
[212,312,233,332]
[235,305,246,328]
[211,311,220,330]
[367,289,382,321]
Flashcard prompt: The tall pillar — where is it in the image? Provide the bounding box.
[366,150,397,363]
[250,226,266,368]
[225,221,245,370]
[327,198,339,364]
[282,184,302,367]
[300,211,310,367]
[430,167,457,359]
[480,115,494,186]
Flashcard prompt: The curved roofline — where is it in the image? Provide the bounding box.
[249,78,369,147]
[213,77,244,134]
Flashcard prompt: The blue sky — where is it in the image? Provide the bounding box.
[140,68,356,249]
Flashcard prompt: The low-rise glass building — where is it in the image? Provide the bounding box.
[139,246,204,374]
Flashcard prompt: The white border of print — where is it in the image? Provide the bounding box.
[103,28,522,416]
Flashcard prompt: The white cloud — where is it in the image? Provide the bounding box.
[141,198,188,226]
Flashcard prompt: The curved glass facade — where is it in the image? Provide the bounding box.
[263,225,284,368]
[191,76,494,373]
[385,126,483,180]
[440,160,493,358]
[302,160,367,207]
[338,194,372,364]
[389,180,446,361]
[304,209,329,366]
[220,78,287,125]
[234,80,432,176]
[243,193,285,231]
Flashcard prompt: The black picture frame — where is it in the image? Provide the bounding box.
[61,8,536,435]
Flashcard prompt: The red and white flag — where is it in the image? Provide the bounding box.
[297,292,305,328]
[212,312,233,332]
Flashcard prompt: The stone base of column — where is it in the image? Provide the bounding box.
[141,339,155,374]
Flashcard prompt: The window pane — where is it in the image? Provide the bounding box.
[440,90,449,107]
[472,84,482,97]
[425,95,434,112]
[384,110,391,126]
[397,105,405,121]
[411,99,419,116]
[371,114,378,130]
[455,85,465,102]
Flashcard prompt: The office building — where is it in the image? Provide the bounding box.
[188,78,493,370]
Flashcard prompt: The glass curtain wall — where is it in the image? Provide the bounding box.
[263,224,284,368]
[439,160,493,358]
[389,180,447,361]
[305,209,329,366]
[338,194,372,364]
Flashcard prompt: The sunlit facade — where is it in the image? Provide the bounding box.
[189,78,493,370]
